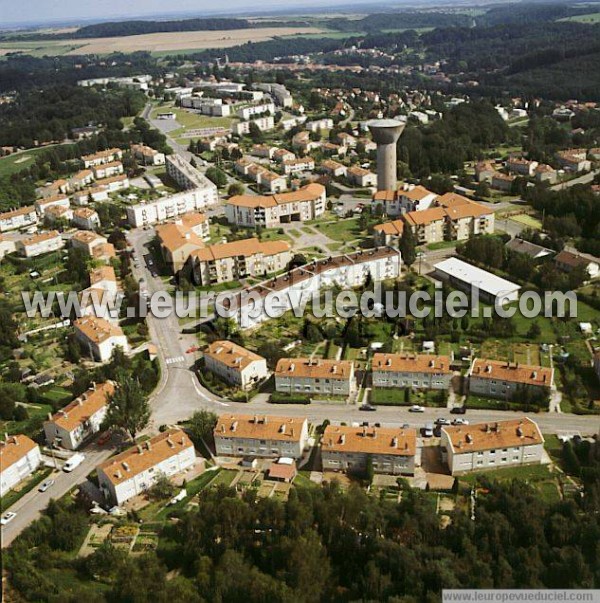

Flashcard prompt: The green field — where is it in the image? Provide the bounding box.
[509,213,543,229]
[0,40,86,58]
[558,11,600,23]
[0,147,56,177]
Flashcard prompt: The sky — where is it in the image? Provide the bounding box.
[0,0,384,27]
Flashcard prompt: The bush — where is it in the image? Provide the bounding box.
[270,392,311,404]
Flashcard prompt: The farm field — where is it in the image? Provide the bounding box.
[0,27,326,57]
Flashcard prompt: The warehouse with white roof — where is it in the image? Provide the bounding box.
[433,257,521,304]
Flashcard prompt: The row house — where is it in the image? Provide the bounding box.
[275,358,356,397]
[0,435,42,496]
[372,353,453,390]
[204,340,268,390]
[92,161,123,180]
[71,186,109,205]
[322,425,416,476]
[82,147,123,168]
[35,194,70,217]
[214,414,309,459]
[468,359,554,400]
[190,238,292,286]
[283,157,315,175]
[98,428,196,505]
[44,381,114,450]
[442,418,544,475]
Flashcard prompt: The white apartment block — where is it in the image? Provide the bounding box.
[16,230,64,257]
[237,102,275,120]
[283,157,315,175]
[233,116,275,136]
[190,238,292,286]
[92,161,123,180]
[254,83,293,108]
[0,206,38,233]
[126,188,218,228]
[97,429,196,505]
[306,118,334,132]
[35,194,70,217]
[166,154,216,192]
[82,148,123,169]
[204,340,268,390]
[71,187,109,205]
[180,96,232,117]
[74,316,129,362]
[0,435,42,496]
[225,183,326,228]
[214,414,309,459]
[322,425,416,476]
[95,174,129,192]
[441,418,544,475]
[372,354,453,390]
[468,359,554,400]
[222,246,402,330]
[275,358,356,397]
[72,208,101,230]
[44,381,114,450]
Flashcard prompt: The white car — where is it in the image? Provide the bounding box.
[1,512,16,525]
[452,418,469,425]
[409,405,425,413]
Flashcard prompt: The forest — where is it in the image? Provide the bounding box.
[4,435,600,602]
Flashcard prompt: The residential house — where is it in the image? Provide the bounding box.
[272,148,296,164]
[441,417,544,475]
[82,148,123,169]
[321,425,416,476]
[74,316,129,362]
[204,340,268,390]
[0,435,42,496]
[131,144,165,166]
[554,250,599,279]
[16,230,64,257]
[283,157,315,175]
[556,149,591,172]
[35,195,70,217]
[474,161,496,183]
[491,172,515,192]
[468,358,553,400]
[347,166,377,188]
[507,157,538,177]
[0,235,16,260]
[372,353,453,390]
[275,358,356,397]
[505,238,555,260]
[214,414,309,459]
[69,169,95,190]
[92,161,124,180]
[44,381,114,450]
[72,207,101,230]
[321,159,347,178]
[97,428,196,505]
[534,164,558,184]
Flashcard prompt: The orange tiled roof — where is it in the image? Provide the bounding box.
[205,340,265,370]
[322,425,416,456]
[470,358,553,387]
[275,357,354,380]
[372,353,452,374]
[214,414,307,442]
[0,434,38,470]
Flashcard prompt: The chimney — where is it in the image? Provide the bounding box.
[279,424,286,434]
[340,434,346,445]
[392,436,398,448]
[516,426,523,437]
[48,412,53,421]
[122,462,130,471]
[465,433,473,443]
[485,424,491,433]
[146,441,151,451]
[232,421,238,432]
[372,429,377,439]
[137,445,143,454]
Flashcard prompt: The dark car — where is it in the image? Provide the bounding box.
[359,404,377,411]
[450,406,467,414]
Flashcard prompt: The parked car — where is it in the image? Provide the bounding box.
[435,418,451,425]
[451,418,469,426]
[1,512,16,525]
[97,431,111,446]
[450,406,467,414]
[422,422,434,437]
[409,405,425,413]
[63,453,85,472]
[401,423,410,429]
[38,479,55,492]
[359,404,377,411]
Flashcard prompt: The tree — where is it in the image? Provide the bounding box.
[227,182,245,196]
[399,226,417,267]
[288,253,307,270]
[104,374,150,441]
[206,167,228,188]
[148,472,176,501]
[475,181,491,198]
[188,410,218,446]
[248,121,263,143]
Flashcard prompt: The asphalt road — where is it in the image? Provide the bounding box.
[1,446,114,548]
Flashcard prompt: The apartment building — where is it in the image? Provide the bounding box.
[275,358,356,396]
[404,207,447,244]
[82,148,123,168]
[347,166,377,188]
[71,186,109,205]
[204,340,268,390]
[507,157,538,176]
[74,316,129,362]
[72,207,101,230]
[468,358,554,400]
[491,171,515,192]
[372,353,453,390]
[92,161,123,180]
[373,219,404,246]
[131,144,166,166]
[291,131,321,153]
[156,213,209,272]
[38,179,70,198]
[97,428,196,505]
[237,102,275,120]
[556,149,591,172]
[233,116,275,136]
[95,174,129,192]
[306,118,334,132]
[16,230,64,258]
[214,414,309,459]
[126,186,217,227]
[71,230,111,256]
[89,265,119,294]
[534,164,558,184]
[321,159,347,178]
[44,381,114,450]
[0,435,42,496]
[441,417,544,475]
[222,246,402,329]
[283,157,315,175]
[180,96,232,117]
[273,148,296,164]
[0,235,16,260]
[69,169,95,190]
[251,144,277,159]
[0,206,38,233]
[225,183,326,228]
[254,82,293,108]
[44,205,74,225]
[396,185,438,214]
[35,194,70,216]
[321,142,347,156]
[321,424,416,476]
[190,238,292,286]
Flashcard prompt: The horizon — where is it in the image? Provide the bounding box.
[0,0,403,29]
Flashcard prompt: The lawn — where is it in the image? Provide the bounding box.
[558,11,600,23]
[316,217,363,241]
[0,144,75,177]
[509,214,543,229]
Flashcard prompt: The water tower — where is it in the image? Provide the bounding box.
[367,118,406,192]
